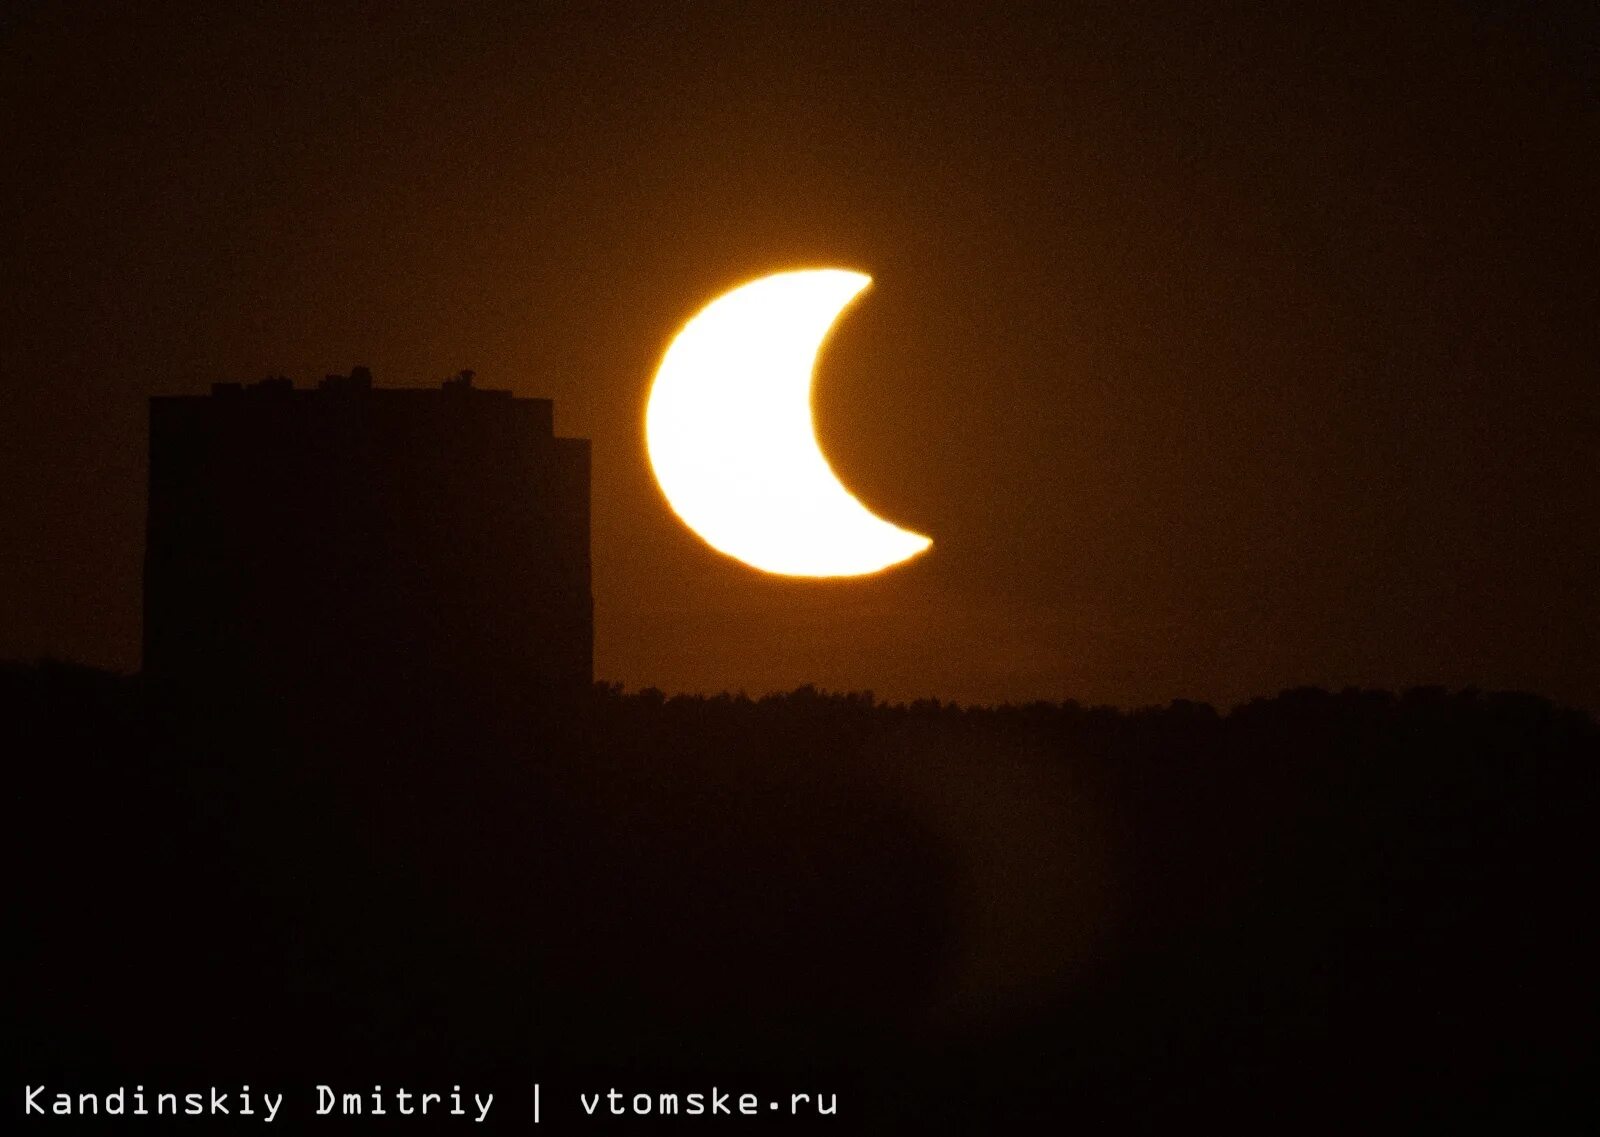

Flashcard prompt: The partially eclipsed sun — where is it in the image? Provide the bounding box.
[646,269,932,577]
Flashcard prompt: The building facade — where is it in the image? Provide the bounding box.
[144,368,591,728]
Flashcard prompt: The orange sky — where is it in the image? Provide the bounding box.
[2,4,1595,708]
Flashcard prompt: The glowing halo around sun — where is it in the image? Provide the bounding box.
[646,269,932,577]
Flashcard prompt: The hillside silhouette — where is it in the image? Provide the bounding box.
[6,662,1595,1131]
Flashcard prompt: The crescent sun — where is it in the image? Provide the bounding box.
[646,269,933,577]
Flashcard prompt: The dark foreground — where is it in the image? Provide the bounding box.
[6,663,1596,1133]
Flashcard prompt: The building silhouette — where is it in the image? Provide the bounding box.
[143,367,591,731]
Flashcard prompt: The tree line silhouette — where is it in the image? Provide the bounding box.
[6,661,1596,1131]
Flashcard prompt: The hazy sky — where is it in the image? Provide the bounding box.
[2,3,1595,707]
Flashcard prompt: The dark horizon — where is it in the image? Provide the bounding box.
[8,656,1596,1132]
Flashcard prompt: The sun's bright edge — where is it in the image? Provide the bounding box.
[645,269,932,577]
